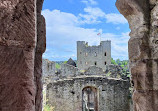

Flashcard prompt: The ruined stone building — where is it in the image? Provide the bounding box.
[42,40,131,111]
[43,58,131,111]
[47,75,130,111]
[77,41,111,71]
[67,58,77,67]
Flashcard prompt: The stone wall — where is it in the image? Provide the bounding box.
[35,1,46,110]
[60,63,79,78]
[0,0,45,111]
[77,41,111,71]
[116,0,158,110]
[42,61,130,82]
[46,76,130,111]
[84,66,105,75]
[42,59,55,77]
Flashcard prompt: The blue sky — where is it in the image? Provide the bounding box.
[42,0,130,61]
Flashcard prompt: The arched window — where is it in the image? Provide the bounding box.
[94,52,97,57]
[104,52,106,56]
[105,61,107,65]
[82,86,98,111]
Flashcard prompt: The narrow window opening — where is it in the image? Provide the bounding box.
[104,52,106,56]
[85,53,88,56]
[95,52,97,57]
[95,62,97,66]
[105,61,107,65]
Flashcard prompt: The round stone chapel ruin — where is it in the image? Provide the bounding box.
[0,0,158,111]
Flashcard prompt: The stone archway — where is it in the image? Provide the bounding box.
[0,0,157,111]
[82,86,98,111]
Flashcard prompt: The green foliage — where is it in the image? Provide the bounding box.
[63,61,67,64]
[111,58,131,78]
[116,59,121,65]
[111,58,117,65]
[106,72,111,77]
[43,104,54,111]
[55,63,61,69]
[43,87,54,111]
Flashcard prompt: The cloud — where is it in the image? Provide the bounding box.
[116,27,120,30]
[78,7,127,25]
[42,9,79,27]
[100,32,130,59]
[42,9,129,61]
[78,7,105,24]
[81,0,98,5]
[105,13,128,24]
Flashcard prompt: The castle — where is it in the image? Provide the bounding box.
[77,41,111,71]
[42,41,132,111]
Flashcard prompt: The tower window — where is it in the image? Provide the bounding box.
[104,52,107,56]
[80,52,82,54]
[95,62,97,66]
[95,52,97,57]
[105,61,107,65]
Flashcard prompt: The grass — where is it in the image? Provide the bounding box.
[43,104,54,111]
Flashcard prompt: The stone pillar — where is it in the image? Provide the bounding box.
[116,0,158,111]
[35,0,46,111]
[0,0,45,111]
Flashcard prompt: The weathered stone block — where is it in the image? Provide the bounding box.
[128,38,150,61]
[131,60,153,90]
[0,0,37,110]
[133,90,158,111]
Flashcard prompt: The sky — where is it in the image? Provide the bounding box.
[42,0,130,61]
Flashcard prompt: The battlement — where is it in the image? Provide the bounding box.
[77,40,111,47]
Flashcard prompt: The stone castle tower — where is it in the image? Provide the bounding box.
[77,41,111,71]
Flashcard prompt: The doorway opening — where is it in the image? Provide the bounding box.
[82,86,98,111]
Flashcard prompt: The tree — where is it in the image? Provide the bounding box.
[111,58,116,65]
